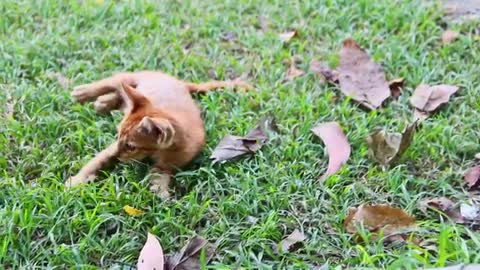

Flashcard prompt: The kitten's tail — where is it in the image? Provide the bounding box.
[185,80,253,94]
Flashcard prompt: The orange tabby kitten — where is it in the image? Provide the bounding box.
[65,71,252,198]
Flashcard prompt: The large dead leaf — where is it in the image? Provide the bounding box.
[366,123,416,166]
[442,30,460,44]
[274,229,306,253]
[410,84,459,118]
[310,60,339,84]
[210,117,276,163]
[165,236,215,270]
[137,233,165,270]
[338,38,391,110]
[418,197,464,223]
[279,31,297,42]
[311,122,351,180]
[465,165,480,189]
[344,204,416,240]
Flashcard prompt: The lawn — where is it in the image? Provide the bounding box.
[1,0,480,268]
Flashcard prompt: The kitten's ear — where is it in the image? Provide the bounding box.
[119,83,149,111]
[138,117,175,146]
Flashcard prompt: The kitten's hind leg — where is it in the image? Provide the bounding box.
[72,73,135,104]
[93,92,122,114]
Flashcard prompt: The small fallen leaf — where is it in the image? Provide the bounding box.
[410,84,459,116]
[310,60,339,84]
[465,165,480,189]
[220,32,237,41]
[366,123,416,166]
[442,29,460,44]
[137,233,165,270]
[344,204,416,240]
[274,229,306,253]
[123,205,145,217]
[418,197,463,223]
[166,236,215,270]
[389,78,405,100]
[210,117,276,163]
[338,38,391,110]
[311,122,351,180]
[413,109,429,122]
[279,31,297,42]
[285,60,304,81]
[46,71,71,88]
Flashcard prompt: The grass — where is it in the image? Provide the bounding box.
[1,0,480,268]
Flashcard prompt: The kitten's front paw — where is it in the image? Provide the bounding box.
[65,174,96,190]
[71,84,95,103]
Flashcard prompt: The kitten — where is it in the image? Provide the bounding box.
[65,71,252,198]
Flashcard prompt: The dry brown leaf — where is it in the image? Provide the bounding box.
[443,0,480,21]
[279,31,297,42]
[285,61,304,81]
[338,38,391,110]
[344,204,416,239]
[210,117,276,163]
[413,109,429,122]
[389,78,405,100]
[442,29,460,44]
[258,16,269,32]
[366,123,416,166]
[410,84,459,113]
[418,197,464,223]
[311,122,351,180]
[137,233,165,270]
[465,165,480,189]
[310,61,339,84]
[274,229,306,253]
[165,236,215,270]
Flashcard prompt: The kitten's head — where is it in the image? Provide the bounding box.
[117,83,176,161]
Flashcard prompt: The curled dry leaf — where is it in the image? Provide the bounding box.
[123,205,145,217]
[442,29,460,44]
[274,229,306,254]
[418,197,463,223]
[389,78,405,100]
[366,123,416,166]
[311,122,351,180]
[165,236,215,270]
[410,84,459,118]
[338,38,391,110]
[137,233,165,270]
[285,60,304,81]
[344,204,416,240]
[310,61,339,84]
[279,31,297,42]
[210,117,276,163]
[464,165,480,189]
[220,32,237,42]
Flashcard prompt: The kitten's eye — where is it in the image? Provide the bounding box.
[125,143,136,152]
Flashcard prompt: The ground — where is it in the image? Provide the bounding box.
[1,0,480,268]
